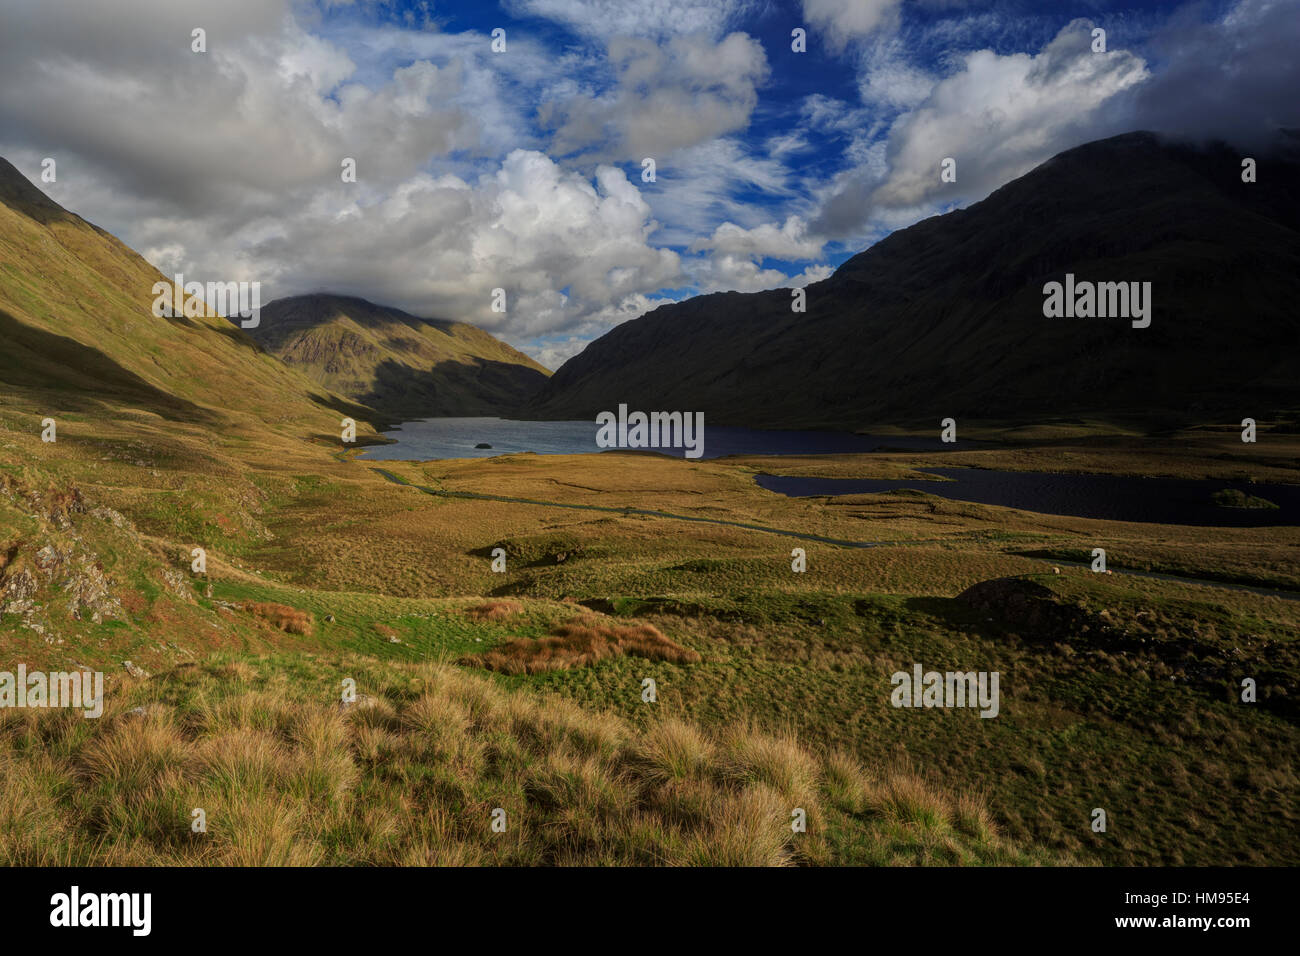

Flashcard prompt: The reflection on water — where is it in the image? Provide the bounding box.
[360,417,982,461]
[755,468,1300,527]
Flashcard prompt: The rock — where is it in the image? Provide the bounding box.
[2,568,37,604]
[91,507,129,529]
[61,557,121,623]
[958,576,1056,612]
[475,443,492,449]
[325,614,335,623]
[122,660,149,679]
[161,565,194,602]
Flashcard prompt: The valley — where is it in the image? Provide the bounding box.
[4,388,1296,864]
[1,140,1295,869]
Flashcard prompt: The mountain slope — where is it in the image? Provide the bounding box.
[0,157,373,433]
[528,132,1300,430]
[0,155,388,659]
[251,294,550,421]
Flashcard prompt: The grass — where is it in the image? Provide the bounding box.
[243,602,315,636]
[4,425,1298,865]
[460,615,702,674]
[1212,488,1280,510]
[0,653,1053,866]
[3,383,1298,867]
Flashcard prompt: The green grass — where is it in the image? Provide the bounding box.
[1212,488,1280,510]
[0,653,1055,866]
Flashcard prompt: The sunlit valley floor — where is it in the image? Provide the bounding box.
[2,397,1296,865]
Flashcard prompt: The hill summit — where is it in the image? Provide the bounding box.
[251,294,550,422]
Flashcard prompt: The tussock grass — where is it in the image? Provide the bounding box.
[244,602,314,636]
[0,654,1052,867]
[464,599,524,621]
[461,615,702,674]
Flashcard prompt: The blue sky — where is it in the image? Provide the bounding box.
[0,0,1290,368]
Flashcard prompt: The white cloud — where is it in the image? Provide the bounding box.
[687,253,790,293]
[216,150,684,342]
[791,263,834,287]
[855,36,936,109]
[0,0,690,351]
[802,0,903,51]
[685,246,831,295]
[691,215,824,261]
[0,3,473,212]
[812,19,1149,238]
[528,336,592,371]
[543,32,769,160]
[505,0,759,41]
[644,137,800,246]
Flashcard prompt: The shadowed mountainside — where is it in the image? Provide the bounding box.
[0,156,377,432]
[250,294,551,421]
[527,131,1300,431]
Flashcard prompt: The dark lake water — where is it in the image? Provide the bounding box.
[359,419,1298,527]
[360,417,981,461]
[754,468,1300,527]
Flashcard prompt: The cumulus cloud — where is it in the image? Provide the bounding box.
[684,254,832,295]
[0,1,474,214]
[686,253,792,293]
[812,19,1148,238]
[802,0,903,52]
[0,0,695,351]
[543,32,769,160]
[211,150,685,340]
[4,0,1287,369]
[691,215,824,261]
[529,336,595,371]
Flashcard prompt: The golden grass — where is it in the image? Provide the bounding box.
[464,599,524,621]
[244,602,314,636]
[0,654,1051,867]
[461,615,702,674]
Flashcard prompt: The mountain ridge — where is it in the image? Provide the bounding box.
[250,293,551,422]
[0,157,377,434]
[526,131,1300,431]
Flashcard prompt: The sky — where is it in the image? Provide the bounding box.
[0,0,1295,369]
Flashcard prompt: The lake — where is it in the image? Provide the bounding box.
[359,419,1299,527]
[754,468,1300,527]
[359,417,981,460]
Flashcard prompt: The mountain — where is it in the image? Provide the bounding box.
[0,156,372,433]
[249,294,550,422]
[527,132,1300,430]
